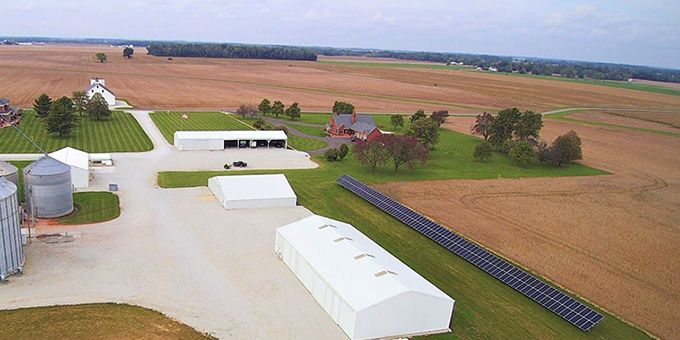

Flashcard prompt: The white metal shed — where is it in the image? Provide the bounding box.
[48,147,90,188]
[208,174,297,209]
[174,130,288,151]
[275,215,455,340]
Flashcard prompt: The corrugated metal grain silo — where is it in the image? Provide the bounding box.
[23,155,74,218]
[0,160,19,188]
[0,177,23,281]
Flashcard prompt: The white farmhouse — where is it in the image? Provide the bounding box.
[86,78,116,106]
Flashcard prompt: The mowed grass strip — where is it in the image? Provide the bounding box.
[0,303,213,339]
[0,111,152,153]
[157,131,643,339]
[286,134,327,151]
[150,111,254,144]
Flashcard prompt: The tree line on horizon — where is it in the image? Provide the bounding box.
[147,43,317,61]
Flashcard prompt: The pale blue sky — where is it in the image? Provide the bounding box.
[3,0,679,68]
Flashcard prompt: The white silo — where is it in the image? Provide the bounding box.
[0,177,23,281]
[23,156,74,218]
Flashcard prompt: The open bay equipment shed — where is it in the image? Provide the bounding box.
[48,147,90,188]
[174,130,288,151]
[23,156,74,218]
[208,174,297,209]
[275,215,455,339]
[0,178,23,281]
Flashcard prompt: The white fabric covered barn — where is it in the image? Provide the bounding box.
[275,214,455,340]
[48,147,90,188]
[174,130,288,151]
[208,174,297,209]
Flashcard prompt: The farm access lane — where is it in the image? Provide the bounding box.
[0,111,344,339]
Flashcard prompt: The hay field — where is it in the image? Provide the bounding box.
[376,117,680,338]
[0,45,679,113]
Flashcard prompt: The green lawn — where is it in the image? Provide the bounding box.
[150,111,253,144]
[156,131,644,339]
[286,134,327,151]
[0,111,152,153]
[9,161,120,225]
[58,192,120,225]
[288,123,327,137]
[0,303,212,339]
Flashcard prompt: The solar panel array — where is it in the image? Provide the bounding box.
[337,175,603,332]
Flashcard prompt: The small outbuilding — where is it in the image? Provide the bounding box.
[208,174,297,209]
[174,130,288,151]
[48,147,90,188]
[275,214,455,340]
[86,78,116,106]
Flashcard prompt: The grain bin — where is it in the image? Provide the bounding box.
[0,177,23,280]
[23,156,74,218]
[0,160,19,188]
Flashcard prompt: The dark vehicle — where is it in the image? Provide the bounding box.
[232,161,248,168]
[223,163,231,169]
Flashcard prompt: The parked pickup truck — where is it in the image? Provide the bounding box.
[232,161,248,168]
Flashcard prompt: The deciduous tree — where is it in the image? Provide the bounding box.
[236,104,257,119]
[258,99,272,116]
[271,100,285,118]
[390,114,404,130]
[515,110,543,141]
[406,117,440,149]
[96,53,107,63]
[46,96,77,137]
[551,131,582,166]
[71,91,88,116]
[353,140,389,173]
[508,140,535,167]
[471,112,494,140]
[285,102,301,120]
[86,93,111,121]
[33,93,52,118]
[377,134,428,172]
[431,110,449,126]
[489,107,521,147]
[410,109,426,123]
[324,148,340,162]
[332,101,354,115]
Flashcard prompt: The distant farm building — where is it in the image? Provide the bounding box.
[275,214,455,339]
[48,147,90,189]
[209,174,297,209]
[0,98,20,127]
[326,111,381,141]
[86,78,116,106]
[173,130,288,151]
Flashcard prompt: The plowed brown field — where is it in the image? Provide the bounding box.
[376,117,680,338]
[1,45,679,113]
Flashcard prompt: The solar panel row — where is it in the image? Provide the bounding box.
[336,175,604,332]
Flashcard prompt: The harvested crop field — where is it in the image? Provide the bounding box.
[376,117,680,338]
[567,111,680,133]
[0,45,679,113]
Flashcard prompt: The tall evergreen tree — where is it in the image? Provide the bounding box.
[33,93,52,118]
[46,96,77,137]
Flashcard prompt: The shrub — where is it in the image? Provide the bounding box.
[473,141,493,162]
[338,144,349,160]
[324,148,340,162]
[253,118,266,130]
[508,140,535,167]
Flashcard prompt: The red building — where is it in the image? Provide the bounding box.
[326,111,382,141]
